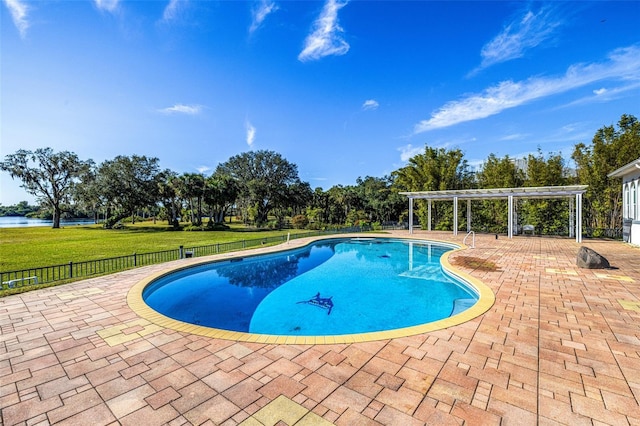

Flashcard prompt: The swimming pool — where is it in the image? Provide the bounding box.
[140,237,483,339]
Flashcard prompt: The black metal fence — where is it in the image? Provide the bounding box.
[1,227,364,291]
[583,227,623,239]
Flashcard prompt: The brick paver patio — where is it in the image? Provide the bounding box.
[1,231,639,425]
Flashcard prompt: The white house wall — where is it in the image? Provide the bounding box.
[621,169,640,246]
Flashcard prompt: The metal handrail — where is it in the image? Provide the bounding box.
[463,230,475,248]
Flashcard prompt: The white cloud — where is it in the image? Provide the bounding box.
[499,133,529,141]
[398,144,424,162]
[298,0,349,62]
[3,0,29,38]
[362,99,379,111]
[560,82,640,108]
[250,0,278,34]
[415,45,640,134]
[472,5,562,74]
[94,0,119,13]
[196,165,211,174]
[158,104,202,115]
[246,120,256,148]
[162,0,185,22]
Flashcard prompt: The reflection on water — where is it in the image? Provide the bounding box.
[215,244,323,289]
[143,242,336,331]
[341,239,449,275]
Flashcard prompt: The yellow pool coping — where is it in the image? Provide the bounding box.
[127,234,495,345]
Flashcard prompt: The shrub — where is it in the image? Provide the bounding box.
[183,225,205,232]
[206,222,230,231]
[291,214,309,229]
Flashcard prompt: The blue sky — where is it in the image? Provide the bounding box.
[1,0,639,205]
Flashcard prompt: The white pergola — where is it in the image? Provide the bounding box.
[400,185,588,243]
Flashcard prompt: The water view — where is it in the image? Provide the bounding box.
[0,217,96,228]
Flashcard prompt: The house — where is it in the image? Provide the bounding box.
[608,158,640,246]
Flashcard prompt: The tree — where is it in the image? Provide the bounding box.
[573,114,640,231]
[287,181,313,217]
[355,176,404,224]
[203,170,239,225]
[393,146,473,230]
[0,148,92,228]
[217,150,302,226]
[519,149,569,234]
[157,170,182,228]
[94,155,163,228]
[72,163,106,224]
[309,187,329,225]
[475,154,525,232]
[176,173,205,226]
[0,201,39,217]
[325,184,363,225]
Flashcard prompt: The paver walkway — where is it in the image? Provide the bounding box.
[1,231,639,425]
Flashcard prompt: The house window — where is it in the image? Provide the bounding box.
[624,184,630,219]
[633,181,638,220]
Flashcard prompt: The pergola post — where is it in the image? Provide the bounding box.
[508,195,514,238]
[453,196,458,236]
[408,197,414,235]
[428,199,432,231]
[569,198,575,238]
[576,193,583,243]
[467,199,471,232]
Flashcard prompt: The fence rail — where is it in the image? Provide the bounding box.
[1,227,364,291]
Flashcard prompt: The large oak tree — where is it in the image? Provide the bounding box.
[217,150,301,226]
[1,148,93,228]
[93,155,163,228]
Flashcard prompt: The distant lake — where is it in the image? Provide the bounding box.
[0,216,97,228]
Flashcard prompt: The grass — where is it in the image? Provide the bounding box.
[0,221,309,272]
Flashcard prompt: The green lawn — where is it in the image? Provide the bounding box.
[0,221,309,272]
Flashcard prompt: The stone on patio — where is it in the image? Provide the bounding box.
[576,246,610,269]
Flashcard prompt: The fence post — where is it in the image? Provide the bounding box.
[179,246,184,259]
[134,253,137,267]
[69,261,73,278]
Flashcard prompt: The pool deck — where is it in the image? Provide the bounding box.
[1,231,639,425]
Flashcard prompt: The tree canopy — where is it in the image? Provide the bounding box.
[573,114,640,230]
[2,114,638,235]
[0,148,92,228]
[94,155,163,228]
[217,150,301,226]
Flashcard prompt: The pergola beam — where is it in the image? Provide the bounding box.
[400,185,588,242]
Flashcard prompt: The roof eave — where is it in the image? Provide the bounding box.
[607,158,640,178]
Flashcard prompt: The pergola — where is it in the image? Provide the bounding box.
[400,185,588,243]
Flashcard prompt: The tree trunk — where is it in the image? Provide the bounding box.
[52,205,61,229]
[170,203,179,228]
[189,199,195,224]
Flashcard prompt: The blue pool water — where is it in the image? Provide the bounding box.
[143,238,478,336]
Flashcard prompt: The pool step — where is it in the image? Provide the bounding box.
[451,298,476,316]
[398,265,442,279]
